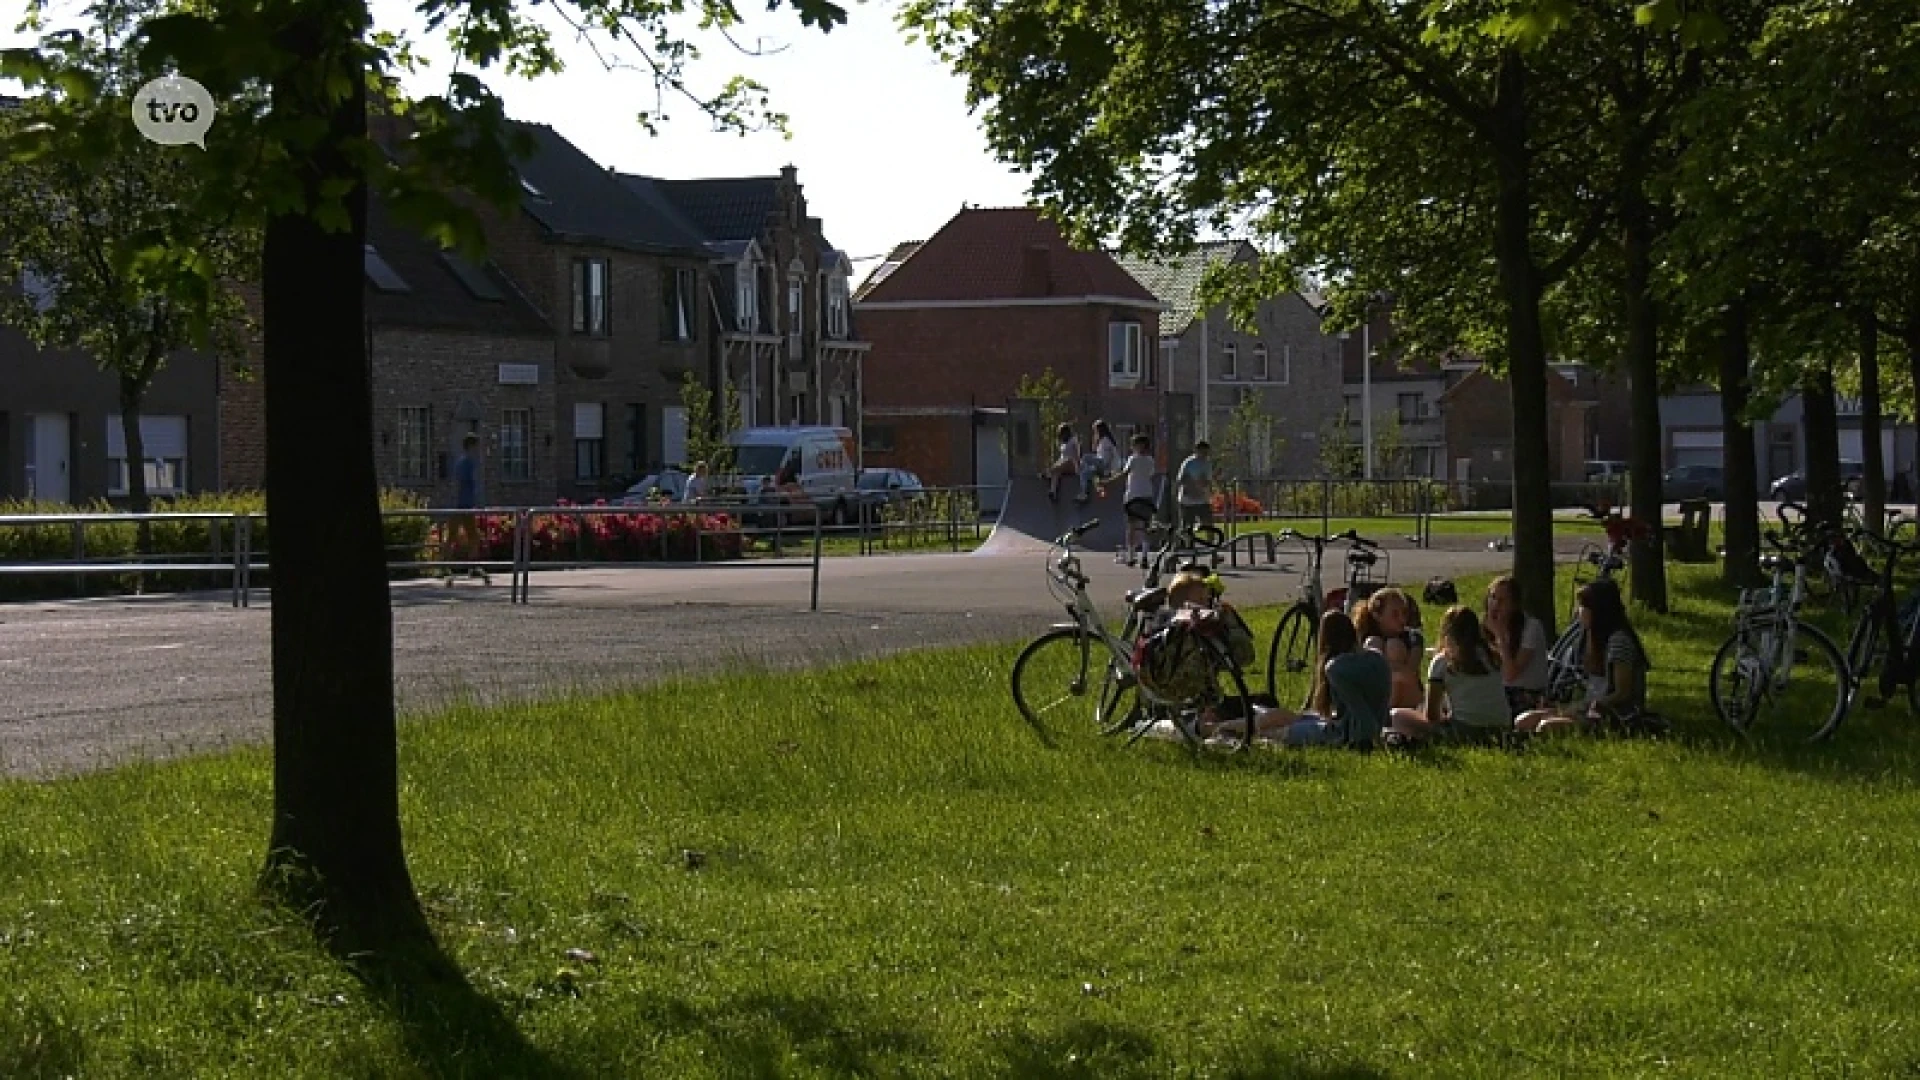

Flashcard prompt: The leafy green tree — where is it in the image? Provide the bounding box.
[680,371,742,476]
[6,0,845,955]
[0,9,255,537]
[1214,388,1277,487]
[902,0,1629,629]
[1319,409,1362,479]
[1015,366,1072,453]
[1369,408,1405,480]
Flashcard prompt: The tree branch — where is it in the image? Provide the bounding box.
[1540,200,1612,287]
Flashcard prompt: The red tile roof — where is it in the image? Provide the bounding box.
[858,207,1158,305]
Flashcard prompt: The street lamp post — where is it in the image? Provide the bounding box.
[1361,319,1373,481]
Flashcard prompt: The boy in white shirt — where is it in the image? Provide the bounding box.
[1118,433,1158,565]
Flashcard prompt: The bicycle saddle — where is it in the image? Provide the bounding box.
[1347,549,1379,566]
[1125,586,1168,612]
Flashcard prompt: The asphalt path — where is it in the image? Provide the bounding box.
[1,543,1528,780]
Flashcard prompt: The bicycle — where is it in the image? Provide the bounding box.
[1262,529,1387,710]
[1836,512,1920,713]
[1543,539,1628,705]
[1708,524,1853,741]
[1010,519,1259,751]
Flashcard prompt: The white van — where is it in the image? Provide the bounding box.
[726,426,859,524]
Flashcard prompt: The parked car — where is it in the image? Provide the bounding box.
[1770,460,1865,502]
[1585,460,1630,483]
[618,468,691,504]
[1663,464,1724,501]
[857,468,926,509]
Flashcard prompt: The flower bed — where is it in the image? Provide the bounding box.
[458,500,745,564]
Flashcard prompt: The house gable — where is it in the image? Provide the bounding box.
[856,208,1162,311]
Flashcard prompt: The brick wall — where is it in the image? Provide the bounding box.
[370,328,558,505]
[219,282,267,489]
[861,302,1161,439]
[1441,371,1583,485]
[1171,292,1346,476]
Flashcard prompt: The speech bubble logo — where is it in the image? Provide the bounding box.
[130,75,216,149]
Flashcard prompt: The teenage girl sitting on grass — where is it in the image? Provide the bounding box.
[1200,610,1390,749]
[1354,587,1424,710]
[1390,606,1513,741]
[1514,579,1652,735]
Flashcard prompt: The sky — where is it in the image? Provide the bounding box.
[1,0,1037,280]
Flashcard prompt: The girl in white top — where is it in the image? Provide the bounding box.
[1078,419,1121,503]
[1045,422,1080,501]
[1390,605,1511,739]
[1117,433,1158,565]
[1486,575,1550,715]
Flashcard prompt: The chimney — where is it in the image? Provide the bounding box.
[780,164,798,184]
[1018,243,1052,297]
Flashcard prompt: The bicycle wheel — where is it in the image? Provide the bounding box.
[1845,605,1880,700]
[1546,625,1586,705]
[1201,635,1260,752]
[1011,627,1104,747]
[1264,603,1318,710]
[1713,622,1852,742]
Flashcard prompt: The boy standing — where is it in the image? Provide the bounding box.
[1174,440,1214,535]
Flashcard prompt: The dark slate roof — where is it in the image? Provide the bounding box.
[364,197,552,336]
[512,123,710,255]
[857,209,1159,305]
[645,176,781,243]
[1113,241,1251,335]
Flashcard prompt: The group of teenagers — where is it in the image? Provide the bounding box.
[1041,420,1222,567]
[1197,574,1657,749]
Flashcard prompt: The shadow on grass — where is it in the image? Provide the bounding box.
[354,936,586,1080]
[991,1020,1389,1079]
[575,991,934,1074]
[0,999,87,1080]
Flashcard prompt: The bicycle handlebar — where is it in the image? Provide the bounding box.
[1275,527,1377,550]
[1051,518,1102,547]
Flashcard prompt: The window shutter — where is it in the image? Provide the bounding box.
[574,403,604,440]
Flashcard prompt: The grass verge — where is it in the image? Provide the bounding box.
[4,566,1920,1076]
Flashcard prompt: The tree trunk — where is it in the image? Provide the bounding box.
[117,374,153,561]
[1801,363,1843,529]
[1909,326,1920,507]
[1488,51,1557,635]
[1858,309,1885,534]
[1621,191,1667,612]
[259,0,426,952]
[1718,299,1760,587]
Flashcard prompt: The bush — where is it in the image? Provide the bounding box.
[0,490,433,601]
[1224,478,1458,519]
[449,500,746,565]
[875,490,980,547]
[1210,491,1265,518]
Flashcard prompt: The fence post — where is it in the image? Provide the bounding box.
[810,512,823,611]
[512,509,530,604]
[239,513,254,608]
[694,510,704,564]
[230,512,244,608]
[948,488,958,552]
[1320,479,1331,538]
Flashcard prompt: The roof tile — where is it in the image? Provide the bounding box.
[857,209,1158,305]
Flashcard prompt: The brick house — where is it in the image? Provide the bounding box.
[1114,241,1343,477]
[854,208,1166,496]
[1438,365,1592,485]
[1337,306,1453,480]
[621,168,869,433]
[362,196,558,505]
[484,124,715,498]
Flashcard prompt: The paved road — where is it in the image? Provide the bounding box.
[0,545,1519,779]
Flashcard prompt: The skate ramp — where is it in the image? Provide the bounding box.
[975,475,1132,556]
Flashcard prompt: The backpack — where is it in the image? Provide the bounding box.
[1132,619,1215,703]
[1423,577,1457,606]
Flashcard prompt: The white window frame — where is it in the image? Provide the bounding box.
[501,409,533,482]
[1221,342,1238,380]
[571,258,609,336]
[735,260,758,331]
[397,406,432,482]
[1108,321,1143,386]
[665,267,697,342]
[827,273,850,339]
[1252,343,1269,381]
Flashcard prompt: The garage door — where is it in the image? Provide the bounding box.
[1838,429,1896,480]
[1670,430,1723,470]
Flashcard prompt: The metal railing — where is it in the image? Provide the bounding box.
[0,503,825,610]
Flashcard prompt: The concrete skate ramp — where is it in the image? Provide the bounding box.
[975,475,1132,556]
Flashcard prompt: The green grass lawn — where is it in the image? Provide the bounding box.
[7,566,1920,1077]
